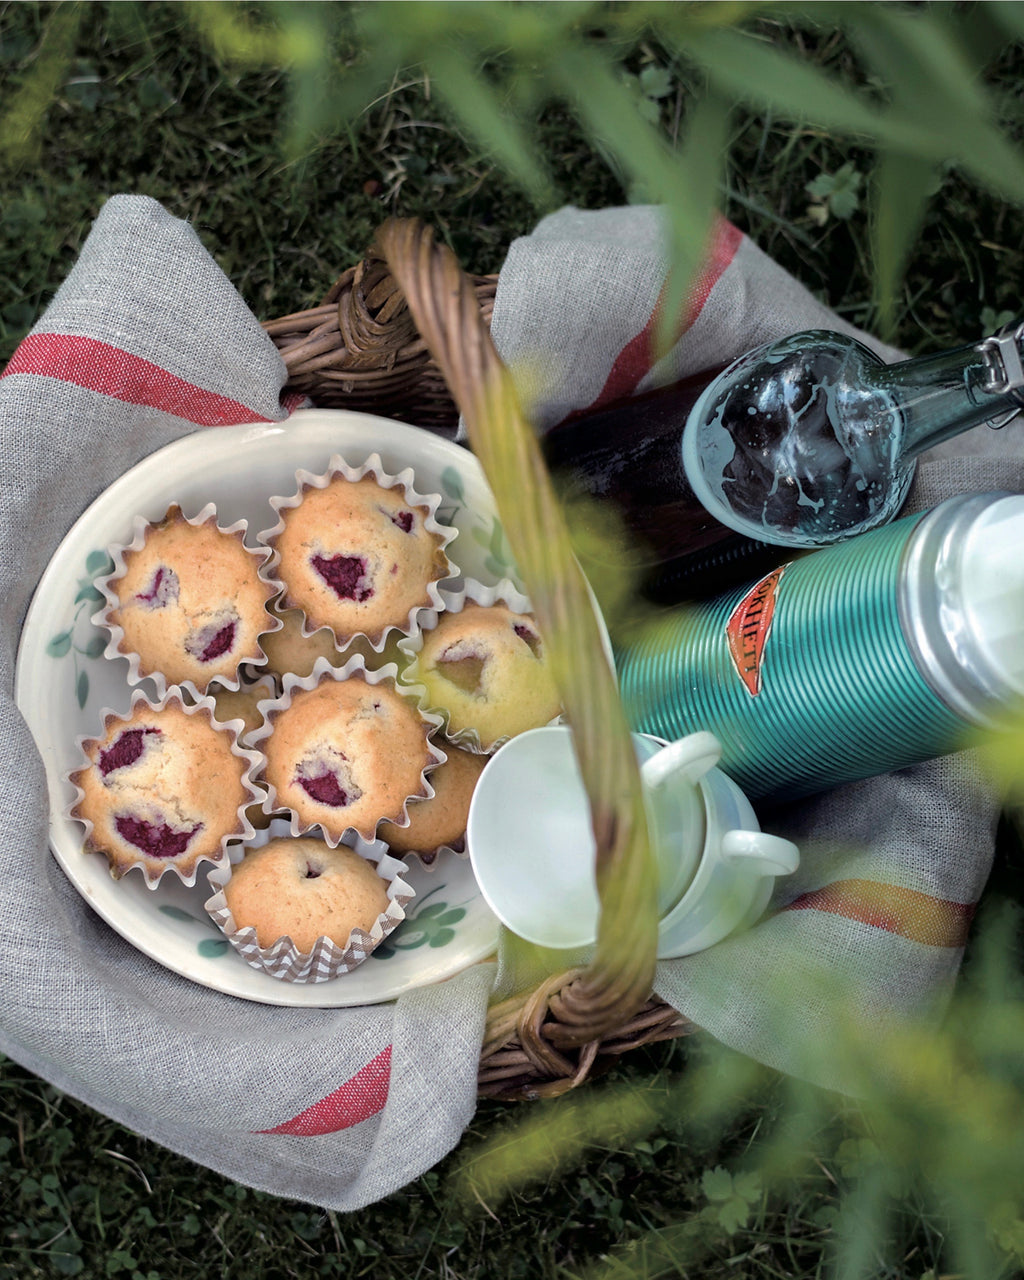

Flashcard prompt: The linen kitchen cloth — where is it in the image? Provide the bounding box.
[0,195,493,1212]
[0,195,1017,1212]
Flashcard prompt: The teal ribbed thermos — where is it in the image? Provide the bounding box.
[616,492,1024,800]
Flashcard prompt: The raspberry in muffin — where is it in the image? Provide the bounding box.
[258,667,437,843]
[264,465,452,649]
[102,504,276,693]
[70,693,254,885]
[413,602,561,750]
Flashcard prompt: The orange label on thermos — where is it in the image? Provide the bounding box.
[725,564,787,696]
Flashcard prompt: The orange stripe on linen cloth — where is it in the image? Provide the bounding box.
[582,216,744,412]
[782,878,976,948]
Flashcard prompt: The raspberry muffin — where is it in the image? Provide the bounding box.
[261,455,454,650]
[69,691,259,886]
[101,504,276,694]
[409,594,561,751]
[255,662,442,844]
[378,744,487,865]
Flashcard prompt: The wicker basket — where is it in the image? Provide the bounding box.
[263,219,694,1101]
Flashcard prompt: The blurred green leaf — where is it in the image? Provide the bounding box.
[987,0,1024,41]
[846,5,1024,205]
[0,2,83,167]
[679,23,887,137]
[453,1084,662,1208]
[639,64,673,100]
[551,46,727,352]
[872,147,938,338]
[426,44,555,203]
[137,74,175,111]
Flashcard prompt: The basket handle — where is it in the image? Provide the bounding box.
[374,218,660,1049]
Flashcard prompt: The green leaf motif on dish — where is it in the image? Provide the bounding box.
[46,631,72,659]
[48,547,113,712]
[74,580,105,606]
[158,905,199,923]
[197,938,231,958]
[85,549,115,576]
[471,516,514,573]
[371,886,469,959]
[440,464,466,504]
[157,903,233,960]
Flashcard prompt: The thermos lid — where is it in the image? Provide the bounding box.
[957,495,1024,698]
[901,491,1024,724]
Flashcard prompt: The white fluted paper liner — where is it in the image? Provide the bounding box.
[201,673,277,748]
[255,451,458,655]
[203,817,415,982]
[94,502,281,700]
[66,685,267,890]
[247,652,448,847]
[396,577,564,755]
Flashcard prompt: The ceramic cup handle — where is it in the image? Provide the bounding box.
[642,731,722,790]
[721,829,800,877]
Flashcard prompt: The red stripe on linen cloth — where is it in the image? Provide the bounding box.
[254,1045,392,1135]
[1,333,274,426]
[582,216,744,413]
[782,878,976,948]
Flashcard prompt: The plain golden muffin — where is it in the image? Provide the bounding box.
[414,602,561,750]
[107,505,274,691]
[223,836,389,951]
[71,697,249,882]
[378,744,487,861]
[268,473,451,647]
[260,671,434,842]
[258,598,345,680]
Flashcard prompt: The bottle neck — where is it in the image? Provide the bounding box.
[878,324,1024,459]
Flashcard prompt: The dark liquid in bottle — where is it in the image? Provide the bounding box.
[542,370,789,602]
[702,336,900,540]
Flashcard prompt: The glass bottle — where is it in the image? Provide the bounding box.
[542,322,1024,602]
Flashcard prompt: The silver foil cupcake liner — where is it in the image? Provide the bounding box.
[204,818,415,983]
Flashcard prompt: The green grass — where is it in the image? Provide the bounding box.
[0,1038,939,1280]
[5,4,1024,1277]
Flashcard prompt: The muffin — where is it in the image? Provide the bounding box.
[205,822,414,981]
[378,744,487,864]
[222,836,389,951]
[255,661,442,844]
[409,592,562,751]
[69,691,259,886]
[258,597,344,681]
[261,454,454,650]
[100,504,277,694]
[207,675,276,741]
